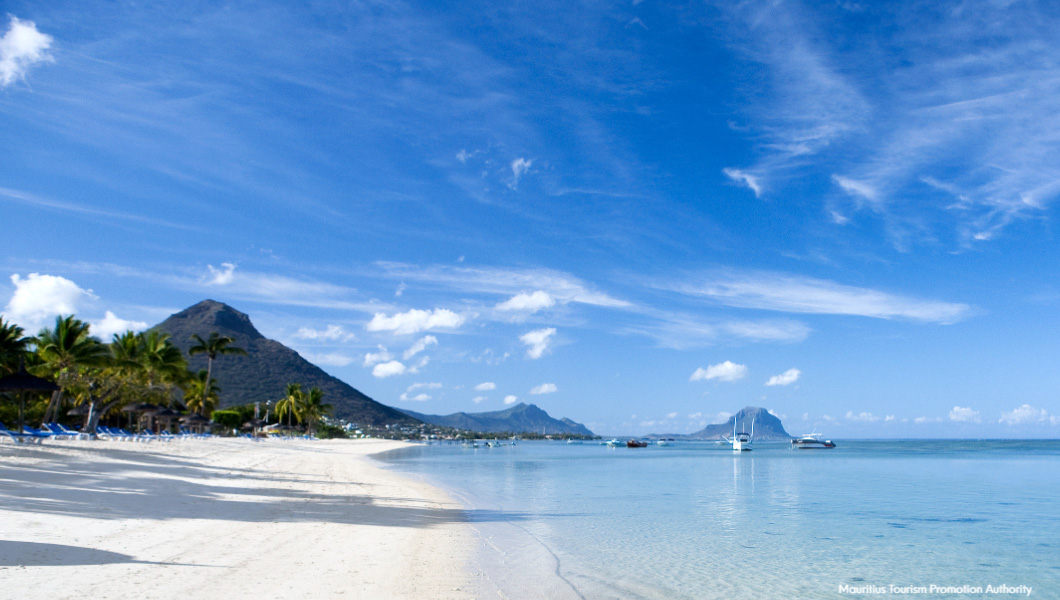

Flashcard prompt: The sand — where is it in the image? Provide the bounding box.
[0,437,476,599]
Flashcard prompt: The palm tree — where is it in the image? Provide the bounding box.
[33,316,109,423]
[0,318,28,375]
[275,382,303,429]
[140,331,188,404]
[300,386,332,437]
[184,369,221,417]
[188,332,246,415]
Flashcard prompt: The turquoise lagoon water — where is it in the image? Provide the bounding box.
[378,440,1060,599]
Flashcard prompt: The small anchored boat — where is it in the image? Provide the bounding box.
[791,431,836,449]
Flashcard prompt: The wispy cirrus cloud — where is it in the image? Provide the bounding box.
[377,262,630,309]
[718,1,1060,246]
[661,270,971,324]
[0,187,197,231]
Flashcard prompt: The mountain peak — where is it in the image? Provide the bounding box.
[152,300,416,425]
[166,299,264,340]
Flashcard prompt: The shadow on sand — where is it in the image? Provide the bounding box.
[0,444,534,528]
[0,540,213,567]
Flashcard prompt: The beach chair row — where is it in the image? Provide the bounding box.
[0,422,215,445]
[0,422,84,444]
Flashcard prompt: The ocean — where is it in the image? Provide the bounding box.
[378,440,1060,599]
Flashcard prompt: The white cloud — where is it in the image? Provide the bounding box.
[474,382,497,391]
[713,411,733,424]
[0,16,53,87]
[399,392,431,402]
[366,308,465,335]
[407,382,442,392]
[363,345,392,367]
[91,311,148,340]
[999,404,1059,426]
[845,411,880,422]
[496,290,556,314]
[690,361,747,383]
[3,273,96,333]
[666,412,678,419]
[670,271,971,324]
[302,352,355,367]
[832,174,879,206]
[765,368,801,387]
[372,360,408,378]
[295,324,356,342]
[914,416,942,424]
[723,168,762,197]
[530,383,557,395]
[503,395,518,405]
[204,262,236,285]
[948,406,981,423]
[472,396,487,404]
[520,327,556,359]
[510,157,532,188]
[403,335,438,359]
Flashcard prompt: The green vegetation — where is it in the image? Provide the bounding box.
[210,410,243,431]
[188,332,246,415]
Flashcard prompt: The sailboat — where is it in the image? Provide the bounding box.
[731,417,754,452]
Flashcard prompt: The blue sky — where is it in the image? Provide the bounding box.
[3,0,1060,437]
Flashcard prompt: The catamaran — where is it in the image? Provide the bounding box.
[731,417,754,452]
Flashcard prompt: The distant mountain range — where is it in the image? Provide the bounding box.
[401,402,595,436]
[151,300,416,426]
[653,406,792,440]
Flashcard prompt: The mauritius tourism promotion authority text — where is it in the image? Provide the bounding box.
[839,584,1033,596]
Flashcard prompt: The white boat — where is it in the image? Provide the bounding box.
[791,431,835,449]
[604,438,621,447]
[656,439,671,446]
[731,418,754,452]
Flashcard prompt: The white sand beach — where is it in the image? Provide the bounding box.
[0,438,476,599]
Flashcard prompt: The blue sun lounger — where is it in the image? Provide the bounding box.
[0,422,43,445]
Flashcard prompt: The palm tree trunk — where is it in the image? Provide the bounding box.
[42,390,63,424]
[201,356,214,415]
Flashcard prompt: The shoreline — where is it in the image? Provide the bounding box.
[377,444,586,600]
[0,437,476,599]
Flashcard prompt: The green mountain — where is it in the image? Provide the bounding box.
[685,406,792,440]
[151,300,417,426]
[401,402,594,436]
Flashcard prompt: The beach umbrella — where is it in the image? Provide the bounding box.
[181,413,212,433]
[0,359,59,432]
[147,406,181,433]
[149,407,181,419]
[121,402,160,431]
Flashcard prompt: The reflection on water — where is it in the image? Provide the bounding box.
[382,440,1060,600]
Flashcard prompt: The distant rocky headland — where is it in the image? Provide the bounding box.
[401,403,594,436]
[652,406,792,440]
